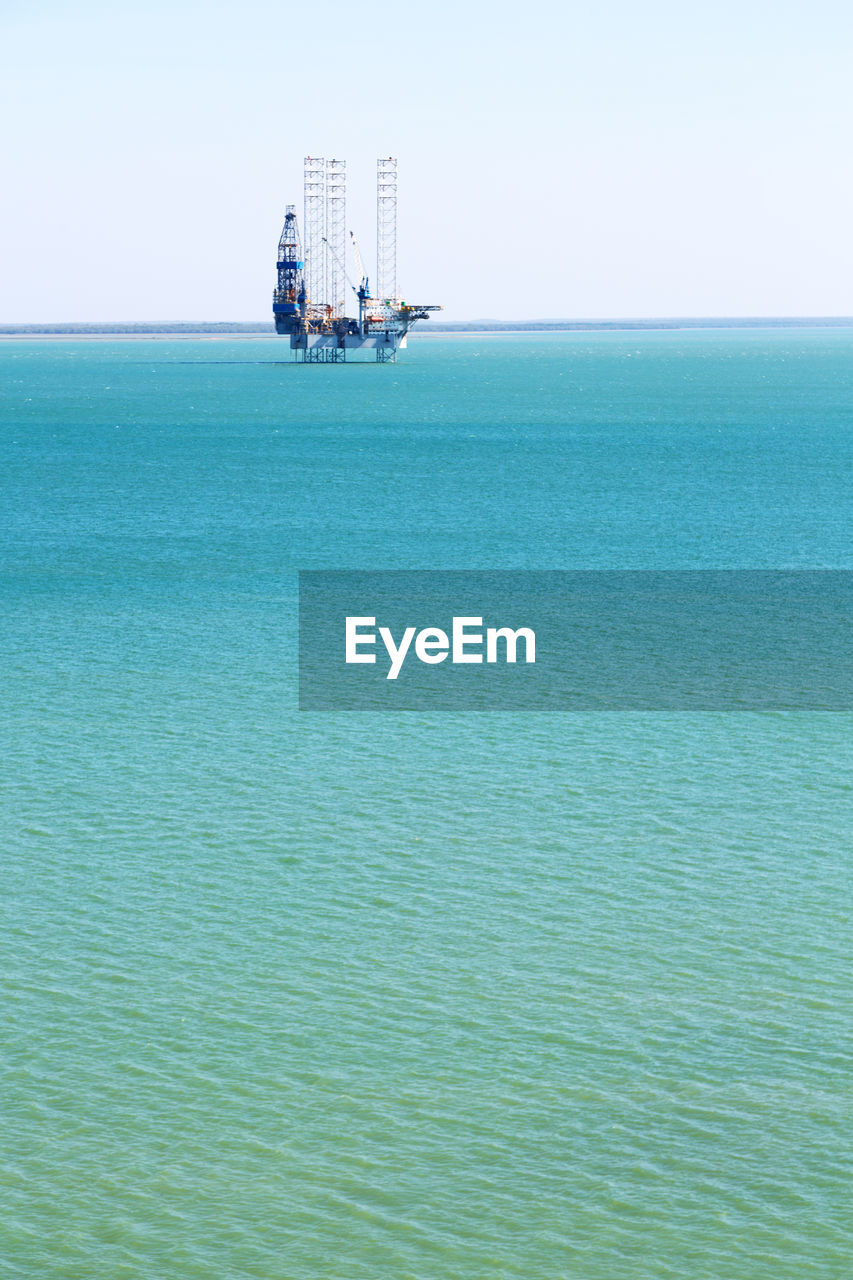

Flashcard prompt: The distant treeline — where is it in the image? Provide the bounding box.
[3,318,853,335]
[0,322,275,334]
[430,317,853,331]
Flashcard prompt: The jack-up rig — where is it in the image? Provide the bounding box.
[273,158,441,362]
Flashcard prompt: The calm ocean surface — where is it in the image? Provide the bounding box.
[2,331,851,1278]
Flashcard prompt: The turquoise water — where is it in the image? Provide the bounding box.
[2,331,851,1278]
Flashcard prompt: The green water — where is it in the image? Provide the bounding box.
[2,332,851,1278]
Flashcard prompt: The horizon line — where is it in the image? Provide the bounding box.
[4,316,853,334]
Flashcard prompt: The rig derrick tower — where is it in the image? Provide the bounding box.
[272,205,305,335]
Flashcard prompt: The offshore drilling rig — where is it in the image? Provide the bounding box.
[273,158,441,362]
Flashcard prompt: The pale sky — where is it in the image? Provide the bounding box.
[3,0,853,321]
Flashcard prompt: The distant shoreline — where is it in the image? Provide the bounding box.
[2,317,853,339]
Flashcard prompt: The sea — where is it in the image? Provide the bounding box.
[1,330,851,1279]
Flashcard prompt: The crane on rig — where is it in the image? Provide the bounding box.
[322,232,372,337]
[349,233,368,298]
[349,233,372,335]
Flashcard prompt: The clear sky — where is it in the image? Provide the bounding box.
[3,0,853,321]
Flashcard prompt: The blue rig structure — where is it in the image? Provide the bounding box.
[273,157,440,363]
